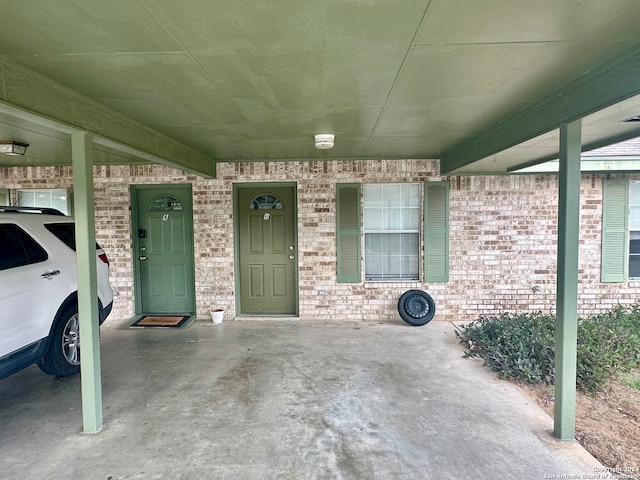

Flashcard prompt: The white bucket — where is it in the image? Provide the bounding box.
[210,309,224,324]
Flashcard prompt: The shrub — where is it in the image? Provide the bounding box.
[456,305,640,392]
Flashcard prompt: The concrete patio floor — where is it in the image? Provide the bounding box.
[0,318,600,479]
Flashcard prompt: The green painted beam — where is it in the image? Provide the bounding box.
[440,42,640,174]
[553,121,581,441]
[72,133,103,433]
[0,57,216,178]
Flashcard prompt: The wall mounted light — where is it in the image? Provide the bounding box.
[0,141,29,156]
[314,134,335,150]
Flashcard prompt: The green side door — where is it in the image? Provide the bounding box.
[133,185,195,314]
[237,185,298,315]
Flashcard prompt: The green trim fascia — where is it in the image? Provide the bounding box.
[441,43,640,174]
[0,57,216,178]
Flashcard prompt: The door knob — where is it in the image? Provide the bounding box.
[139,256,147,261]
[289,255,295,260]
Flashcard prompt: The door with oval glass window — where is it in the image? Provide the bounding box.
[132,185,195,315]
[236,185,298,315]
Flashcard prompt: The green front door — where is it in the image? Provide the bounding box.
[237,185,298,314]
[133,185,195,314]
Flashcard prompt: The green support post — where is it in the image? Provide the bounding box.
[553,121,581,440]
[71,132,103,433]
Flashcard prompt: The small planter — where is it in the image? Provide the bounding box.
[210,309,224,324]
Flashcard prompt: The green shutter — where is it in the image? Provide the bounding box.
[601,179,629,282]
[336,183,361,283]
[424,182,449,282]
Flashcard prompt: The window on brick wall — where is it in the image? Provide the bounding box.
[0,189,8,205]
[364,183,420,281]
[16,189,71,215]
[336,182,449,283]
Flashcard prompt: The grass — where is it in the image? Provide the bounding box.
[621,369,640,390]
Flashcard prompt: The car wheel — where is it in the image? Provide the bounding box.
[38,306,81,376]
[397,289,436,326]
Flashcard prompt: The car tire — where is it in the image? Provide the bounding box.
[398,289,436,326]
[38,305,81,376]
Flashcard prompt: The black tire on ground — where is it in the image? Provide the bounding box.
[38,305,81,376]
[397,289,436,326]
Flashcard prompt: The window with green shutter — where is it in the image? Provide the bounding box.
[336,184,361,283]
[424,182,450,282]
[601,179,629,282]
[364,183,420,281]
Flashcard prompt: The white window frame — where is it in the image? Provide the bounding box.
[363,183,420,281]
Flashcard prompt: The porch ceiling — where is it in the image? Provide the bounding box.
[1,0,640,176]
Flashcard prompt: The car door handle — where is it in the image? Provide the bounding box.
[41,270,61,279]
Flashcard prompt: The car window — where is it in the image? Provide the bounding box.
[45,223,101,251]
[0,224,48,270]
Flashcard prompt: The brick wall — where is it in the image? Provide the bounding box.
[2,161,640,323]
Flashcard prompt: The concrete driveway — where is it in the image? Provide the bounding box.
[0,319,600,479]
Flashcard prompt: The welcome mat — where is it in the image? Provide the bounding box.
[131,315,191,328]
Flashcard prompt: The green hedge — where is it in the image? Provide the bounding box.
[456,305,640,392]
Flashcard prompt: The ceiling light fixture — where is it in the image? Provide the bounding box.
[314,134,335,150]
[0,141,29,156]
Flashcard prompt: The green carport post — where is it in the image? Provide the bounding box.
[72,132,103,433]
[553,120,581,440]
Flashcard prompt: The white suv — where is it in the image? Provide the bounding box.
[0,206,114,379]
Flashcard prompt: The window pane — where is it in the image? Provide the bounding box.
[402,254,419,279]
[364,184,420,281]
[631,181,640,204]
[0,224,47,270]
[630,238,640,254]
[365,254,383,279]
[363,184,383,208]
[364,232,419,280]
[17,189,69,215]
[383,255,402,278]
[0,225,29,270]
[630,255,640,279]
[630,206,640,230]
[364,208,383,230]
[385,233,402,253]
[385,185,404,207]
[403,233,419,251]
[406,183,420,206]
[365,233,383,254]
[383,209,403,230]
[52,193,68,213]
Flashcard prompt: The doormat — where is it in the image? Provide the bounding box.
[131,315,191,328]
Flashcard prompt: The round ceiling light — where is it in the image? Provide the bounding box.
[314,134,335,150]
